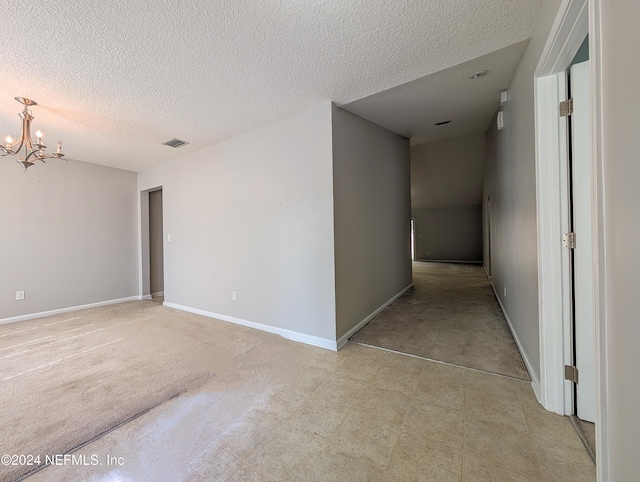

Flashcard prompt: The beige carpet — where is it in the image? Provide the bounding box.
[0,301,269,482]
[350,262,530,381]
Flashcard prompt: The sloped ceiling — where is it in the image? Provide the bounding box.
[0,0,541,172]
[341,41,529,146]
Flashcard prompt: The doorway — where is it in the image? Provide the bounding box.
[149,189,164,301]
[566,40,596,460]
[410,218,416,261]
[140,187,164,301]
[533,0,603,473]
[485,195,491,277]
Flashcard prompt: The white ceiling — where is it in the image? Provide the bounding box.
[0,0,541,172]
[341,41,529,146]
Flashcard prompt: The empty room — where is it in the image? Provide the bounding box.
[1,1,638,481]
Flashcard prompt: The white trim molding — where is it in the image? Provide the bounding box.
[534,70,573,415]
[534,0,589,415]
[0,296,141,326]
[534,0,608,477]
[336,283,414,350]
[490,283,541,398]
[414,259,482,265]
[163,302,338,351]
[590,0,608,478]
[535,0,589,78]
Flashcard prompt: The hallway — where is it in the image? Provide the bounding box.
[351,262,529,380]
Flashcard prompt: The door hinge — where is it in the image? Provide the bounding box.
[565,365,579,383]
[562,232,576,249]
[560,98,574,117]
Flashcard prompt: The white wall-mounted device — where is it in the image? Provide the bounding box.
[497,111,505,131]
[500,90,509,106]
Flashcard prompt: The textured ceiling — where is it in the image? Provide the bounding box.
[0,0,541,172]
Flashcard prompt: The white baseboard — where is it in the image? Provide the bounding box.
[162,302,337,351]
[141,294,153,300]
[0,296,141,326]
[482,264,492,280]
[489,282,541,400]
[151,291,164,298]
[336,283,414,350]
[414,259,483,264]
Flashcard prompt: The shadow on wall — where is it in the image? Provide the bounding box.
[412,205,482,262]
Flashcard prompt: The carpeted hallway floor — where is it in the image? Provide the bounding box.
[351,262,530,381]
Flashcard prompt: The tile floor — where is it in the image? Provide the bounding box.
[26,338,595,481]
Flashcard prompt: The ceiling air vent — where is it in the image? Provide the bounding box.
[162,138,189,148]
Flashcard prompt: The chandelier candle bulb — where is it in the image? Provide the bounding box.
[56,141,62,154]
[5,135,12,147]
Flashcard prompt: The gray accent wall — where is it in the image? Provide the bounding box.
[331,106,412,340]
[482,0,563,384]
[412,206,482,262]
[0,159,138,320]
[138,103,337,342]
[411,133,486,262]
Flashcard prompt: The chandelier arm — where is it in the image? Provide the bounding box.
[15,159,34,171]
[34,152,58,161]
[13,138,26,156]
[24,149,41,162]
[2,136,23,154]
[5,139,20,151]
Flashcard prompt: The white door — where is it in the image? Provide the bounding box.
[570,60,595,422]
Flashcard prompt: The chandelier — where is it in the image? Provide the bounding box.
[1,97,65,171]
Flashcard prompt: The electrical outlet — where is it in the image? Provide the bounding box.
[232,291,237,301]
[16,291,25,301]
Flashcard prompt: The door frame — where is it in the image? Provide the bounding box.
[534,0,607,477]
[410,217,416,261]
[485,195,492,278]
[148,188,165,298]
[138,186,163,300]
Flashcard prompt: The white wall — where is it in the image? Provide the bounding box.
[138,103,337,343]
[482,0,563,382]
[411,133,485,263]
[597,0,640,477]
[0,159,138,321]
[331,106,412,340]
